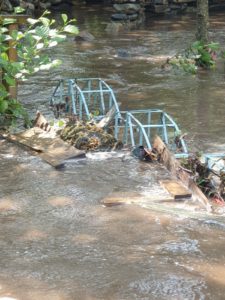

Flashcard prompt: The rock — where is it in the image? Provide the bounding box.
[111,13,128,21]
[10,0,20,6]
[50,0,63,5]
[1,0,13,12]
[105,22,124,34]
[74,30,95,42]
[113,3,141,14]
[39,1,51,9]
[117,48,130,58]
[150,4,169,13]
[127,13,138,21]
[154,0,168,4]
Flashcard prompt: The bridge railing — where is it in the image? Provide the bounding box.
[115,109,189,158]
[50,79,188,158]
[50,78,121,120]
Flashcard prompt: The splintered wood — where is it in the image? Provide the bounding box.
[160,180,192,199]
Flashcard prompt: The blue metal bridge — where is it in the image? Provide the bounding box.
[50,78,224,165]
[50,78,120,120]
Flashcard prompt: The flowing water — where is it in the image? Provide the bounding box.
[1,3,225,300]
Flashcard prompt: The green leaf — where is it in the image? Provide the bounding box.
[0,100,8,113]
[63,25,79,35]
[27,18,40,25]
[39,63,51,71]
[207,42,220,51]
[53,34,66,42]
[14,6,25,14]
[10,29,18,40]
[1,52,9,61]
[35,25,49,38]
[49,29,57,37]
[0,85,8,98]
[61,14,68,24]
[0,27,8,33]
[40,17,50,26]
[1,34,12,42]
[58,120,64,127]
[36,43,44,49]
[3,18,16,25]
[51,59,62,67]
[48,41,58,47]
[4,75,16,86]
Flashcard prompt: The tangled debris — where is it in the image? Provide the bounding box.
[181,155,225,204]
[60,121,123,151]
[33,111,123,152]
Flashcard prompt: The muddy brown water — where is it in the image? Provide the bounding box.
[1,4,225,300]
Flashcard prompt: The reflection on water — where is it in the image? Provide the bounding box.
[1,3,225,300]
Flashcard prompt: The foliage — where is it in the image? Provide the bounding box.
[0,8,78,125]
[167,41,220,74]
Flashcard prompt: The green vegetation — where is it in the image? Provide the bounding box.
[167,41,220,74]
[0,8,78,125]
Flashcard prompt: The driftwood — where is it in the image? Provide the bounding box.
[3,127,85,168]
[96,104,120,129]
[153,136,212,212]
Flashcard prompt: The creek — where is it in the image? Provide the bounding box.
[0,3,225,299]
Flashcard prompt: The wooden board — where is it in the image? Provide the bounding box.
[153,135,212,212]
[160,180,192,199]
[101,191,174,206]
[3,127,85,168]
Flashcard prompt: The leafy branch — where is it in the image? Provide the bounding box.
[0,9,78,125]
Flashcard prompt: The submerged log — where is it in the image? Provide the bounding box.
[153,136,212,212]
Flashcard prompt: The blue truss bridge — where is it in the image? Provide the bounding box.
[50,77,224,167]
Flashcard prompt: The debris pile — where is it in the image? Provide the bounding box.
[60,121,122,151]
[181,156,225,204]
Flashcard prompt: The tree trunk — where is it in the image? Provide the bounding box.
[196,0,209,43]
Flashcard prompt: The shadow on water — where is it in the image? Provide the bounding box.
[2,3,225,300]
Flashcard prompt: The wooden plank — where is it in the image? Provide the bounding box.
[153,135,212,211]
[3,127,85,168]
[101,192,174,206]
[101,192,143,206]
[160,180,192,199]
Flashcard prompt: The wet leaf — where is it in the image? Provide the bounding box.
[0,100,8,113]
[14,6,25,14]
[63,25,79,35]
[4,75,16,86]
[27,18,39,25]
[61,14,68,24]
[2,18,16,25]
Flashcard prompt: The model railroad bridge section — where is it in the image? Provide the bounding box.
[50,78,225,171]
